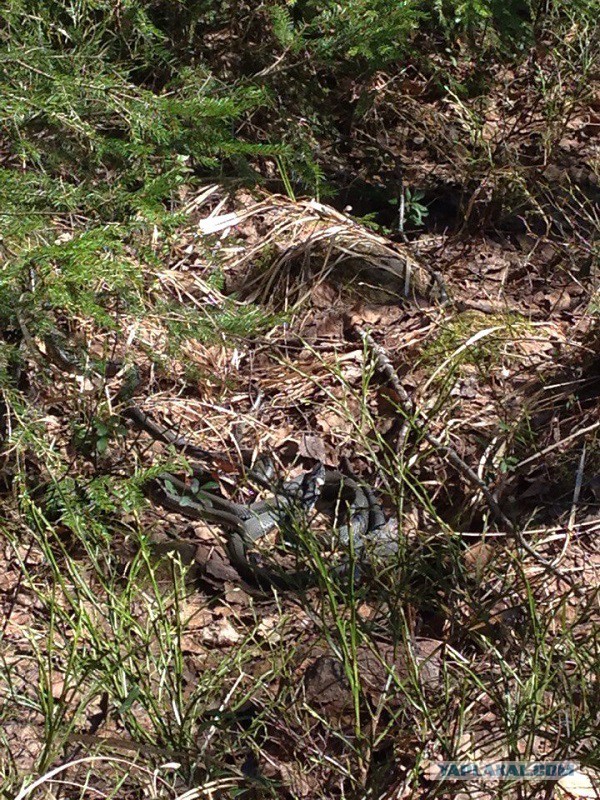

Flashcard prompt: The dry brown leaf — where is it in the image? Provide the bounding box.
[278,761,315,798]
[298,433,335,464]
[199,617,241,647]
[558,769,600,799]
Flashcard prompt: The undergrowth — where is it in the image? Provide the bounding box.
[2,335,598,797]
[1,1,598,798]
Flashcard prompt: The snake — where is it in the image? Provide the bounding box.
[26,325,397,589]
[147,463,396,590]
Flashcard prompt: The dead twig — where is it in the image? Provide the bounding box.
[358,327,586,596]
[513,420,600,472]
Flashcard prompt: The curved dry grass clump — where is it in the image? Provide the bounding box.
[199,195,448,308]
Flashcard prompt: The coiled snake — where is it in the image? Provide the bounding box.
[32,328,397,590]
[147,462,396,590]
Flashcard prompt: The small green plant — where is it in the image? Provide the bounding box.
[299,0,424,71]
[404,187,429,226]
[72,414,128,458]
[389,187,430,228]
[161,296,284,348]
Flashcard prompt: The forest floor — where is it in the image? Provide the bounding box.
[2,35,600,800]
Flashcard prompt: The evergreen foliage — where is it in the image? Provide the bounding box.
[1,0,590,247]
[0,0,277,345]
[0,0,596,337]
[0,0,269,225]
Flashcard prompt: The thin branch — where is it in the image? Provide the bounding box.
[359,327,585,596]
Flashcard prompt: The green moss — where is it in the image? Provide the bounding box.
[421,310,532,373]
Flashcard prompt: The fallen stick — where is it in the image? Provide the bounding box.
[358,327,585,596]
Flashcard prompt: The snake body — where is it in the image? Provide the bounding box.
[148,464,396,590]
[33,329,397,589]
